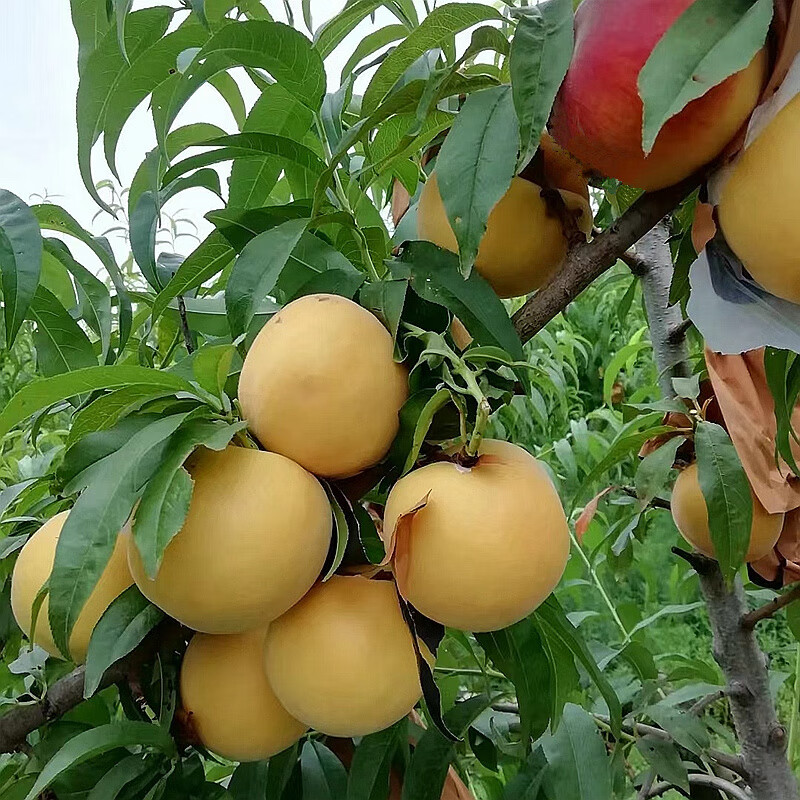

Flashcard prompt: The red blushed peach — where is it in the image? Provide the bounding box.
[550,0,768,191]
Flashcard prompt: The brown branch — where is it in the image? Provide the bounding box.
[621,486,672,511]
[0,622,181,755]
[177,295,195,354]
[689,690,726,717]
[0,661,130,754]
[742,584,800,630]
[512,175,699,344]
[647,774,750,800]
[637,770,657,800]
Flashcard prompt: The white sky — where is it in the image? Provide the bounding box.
[0,0,442,259]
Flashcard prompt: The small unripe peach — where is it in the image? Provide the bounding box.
[11,511,133,662]
[671,464,783,562]
[383,440,570,632]
[264,576,421,737]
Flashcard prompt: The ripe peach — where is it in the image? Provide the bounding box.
[418,137,591,298]
[11,511,133,662]
[238,294,409,478]
[550,0,768,191]
[264,575,421,737]
[671,464,783,562]
[382,440,570,632]
[128,445,331,633]
[180,628,306,762]
[718,94,800,303]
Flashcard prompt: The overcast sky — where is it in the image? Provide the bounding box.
[0,0,424,257]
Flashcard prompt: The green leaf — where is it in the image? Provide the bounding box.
[477,621,554,743]
[578,419,676,495]
[534,596,622,737]
[44,239,112,360]
[787,602,800,642]
[0,366,197,440]
[23,722,175,800]
[695,420,753,583]
[401,696,491,800]
[70,0,113,73]
[161,132,326,187]
[623,602,704,642]
[86,754,156,800]
[645,702,709,754]
[362,3,503,115]
[191,344,236,399]
[34,204,132,354]
[228,762,268,800]
[503,748,548,800]
[602,340,651,404]
[83,586,164,697]
[639,0,773,153]
[396,241,523,360]
[431,85,519,275]
[151,231,236,324]
[209,71,247,129]
[634,436,683,505]
[672,374,701,400]
[764,348,800,477]
[229,83,315,209]
[128,123,227,218]
[102,20,210,178]
[77,6,174,212]
[130,169,222,290]
[207,200,313,251]
[112,0,135,63]
[301,740,347,800]
[132,418,244,577]
[28,287,97,378]
[60,415,163,491]
[279,232,362,302]
[635,735,689,792]
[340,24,407,84]
[68,385,179,445]
[0,189,43,347]
[225,218,309,336]
[164,295,279,339]
[48,413,196,655]
[346,722,403,800]
[315,0,408,59]
[39,248,77,310]
[153,20,325,151]
[360,279,408,346]
[540,704,612,800]
[510,0,574,168]
[401,388,452,474]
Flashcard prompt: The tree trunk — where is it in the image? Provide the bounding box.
[636,221,799,800]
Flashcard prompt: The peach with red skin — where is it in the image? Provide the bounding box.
[550,0,768,191]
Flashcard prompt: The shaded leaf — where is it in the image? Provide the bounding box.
[695,420,752,583]
[23,722,175,800]
[540,704,612,800]
[363,3,503,115]
[0,189,43,347]
[84,586,164,697]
